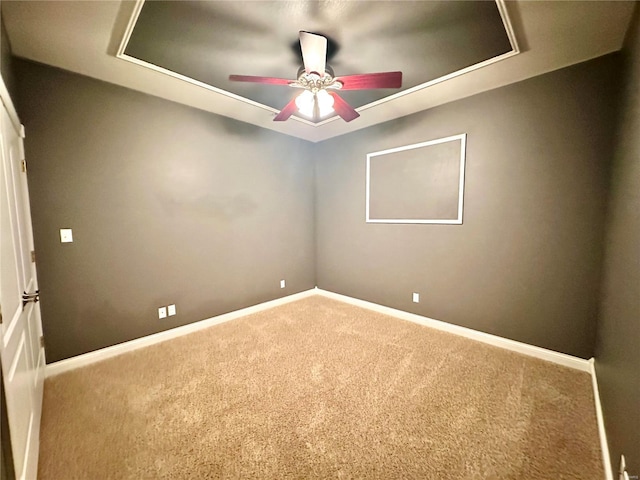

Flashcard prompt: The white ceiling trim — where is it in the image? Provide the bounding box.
[315,0,520,127]
[116,0,317,128]
[116,0,520,130]
[2,1,634,143]
[313,1,635,142]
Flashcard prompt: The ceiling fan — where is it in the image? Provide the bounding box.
[229,31,402,123]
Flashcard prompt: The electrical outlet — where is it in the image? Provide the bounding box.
[280,279,286,288]
[412,292,420,303]
[158,307,167,319]
[168,304,176,316]
[60,228,73,243]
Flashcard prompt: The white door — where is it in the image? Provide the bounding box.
[0,97,45,479]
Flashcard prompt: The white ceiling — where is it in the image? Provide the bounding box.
[2,1,635,143]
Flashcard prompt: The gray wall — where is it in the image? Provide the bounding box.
[315,55,620,359]
[595,6,640,474]
[8,22,637,472]
[15,59,316,363]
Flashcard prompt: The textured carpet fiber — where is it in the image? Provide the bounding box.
[39,296,603,479]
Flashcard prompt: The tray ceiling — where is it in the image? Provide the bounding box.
[1,1,635,142]
[122,1,514,118]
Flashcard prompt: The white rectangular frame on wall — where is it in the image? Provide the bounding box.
[365,133,467,225]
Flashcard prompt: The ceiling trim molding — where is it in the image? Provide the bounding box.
[115,0,317,127]
[315,0,520,127]
[5,0,631,141]
[115,0,519,129]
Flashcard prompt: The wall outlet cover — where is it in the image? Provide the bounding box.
[413,292,420,303]
[60,228,73,243]
[158,307,167,319]
[280,280,286,288]
[168,304,176,316]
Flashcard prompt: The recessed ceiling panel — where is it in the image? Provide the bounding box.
[122,1,514,114]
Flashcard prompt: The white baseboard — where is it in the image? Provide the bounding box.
[45,286,608,478]
[589,358,613,480]
[316,289,591,372]
[46,287,592,379]
[46,286,606,477]
[45,289,317,378]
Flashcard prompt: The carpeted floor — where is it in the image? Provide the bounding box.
[38,296,603,479]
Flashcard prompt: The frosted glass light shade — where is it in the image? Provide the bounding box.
[295,90,315,117]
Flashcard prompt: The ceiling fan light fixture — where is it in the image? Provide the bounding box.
[229,31,402,123]
[295,90,315,117]
[295,89,335,119]
[316,89,335,117]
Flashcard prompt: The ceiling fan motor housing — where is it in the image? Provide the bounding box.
[296,64,335,79]
[295,70,342,94]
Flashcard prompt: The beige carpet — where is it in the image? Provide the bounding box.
[38,296,603,479]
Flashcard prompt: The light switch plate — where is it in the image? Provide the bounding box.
[280,280,286,288]
[158,307,167,319]
[60,228,73,243]
[168,304,176,316]
[412,292,420,303]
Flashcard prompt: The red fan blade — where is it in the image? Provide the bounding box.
[299,31,327,75]
[328,92,360,122]
[336,71,402,90]
[229,75,293,86]
[273,97,299,122]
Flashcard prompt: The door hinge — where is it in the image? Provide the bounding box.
[31,250,36,263]
[0,304,3,325]
[40,336,45,349]
[21,160,26,173]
